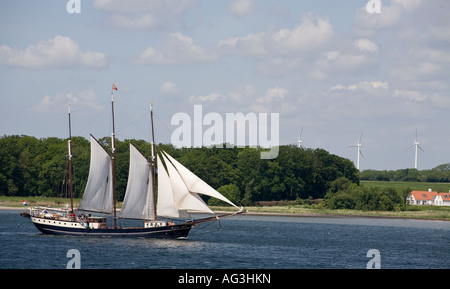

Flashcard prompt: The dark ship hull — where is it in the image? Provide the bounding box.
[31,216,193,239]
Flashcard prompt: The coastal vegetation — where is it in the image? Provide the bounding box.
[1,135,450,219]
[0,135,359,204]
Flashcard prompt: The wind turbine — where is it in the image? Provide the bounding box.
[349,132,363,170]
[297,128,303,149]
[408,128,424,169]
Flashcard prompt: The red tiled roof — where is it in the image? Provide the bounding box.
[409,191,438,201]
[440,193,450,202]
[409,191,450,201]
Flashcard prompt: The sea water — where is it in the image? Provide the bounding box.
[1,209,449,269]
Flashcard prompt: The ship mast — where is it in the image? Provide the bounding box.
[149,102,157,221]
[111,84,118,228]
[67,104,74,215]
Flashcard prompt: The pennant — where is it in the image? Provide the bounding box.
[112,84,118,91]
[22,200,28,206]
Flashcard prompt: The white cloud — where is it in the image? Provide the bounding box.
[354,38,379,53]
[252,87,291,113]
[354,2,405,36]
[256,87,289,103]
[312,50,376,79]
[330,84,347,90]
[33,89,104,113]
[189,93,223,102]
[217,14,333,77]
[219,14,333,58]
[391,0,422,11]
[228,0,257,17]
[136,32,218,65]
[218,32,266,57]
[393,89,426,101]
[271,14,333,53]
[94,0,198,29]
[0,35,107,69]
[189,84,256,104]
[160,81,180,95]
[331,81,389,92]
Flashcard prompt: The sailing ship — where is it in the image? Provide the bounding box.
[25,85,245,238]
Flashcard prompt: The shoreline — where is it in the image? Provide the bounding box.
[4,206,449,222]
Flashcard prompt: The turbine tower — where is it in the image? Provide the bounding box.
[349,132,363,170]
[297,128,303,149]
[409,129,424,169]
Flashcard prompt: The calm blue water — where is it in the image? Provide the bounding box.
[1,209,449,269]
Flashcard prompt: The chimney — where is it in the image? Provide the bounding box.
[428,188,432,193]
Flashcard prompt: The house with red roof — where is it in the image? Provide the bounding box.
[407,189,450,206]
[439,192,450,206]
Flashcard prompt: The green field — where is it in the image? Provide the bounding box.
[361,180,450,192]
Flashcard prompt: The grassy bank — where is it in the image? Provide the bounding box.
[0,196,83,208]
[2,196,450,221]
[212,204,450,221]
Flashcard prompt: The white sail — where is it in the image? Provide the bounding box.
[120,143,154,219]
[162,153,213,214]
[156,155,181,218]
[162,151,238,208]
[157,153,215,218]
[78,135,113,213]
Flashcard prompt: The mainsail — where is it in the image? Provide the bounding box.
[120,143,154,219]
[78,135,113,213]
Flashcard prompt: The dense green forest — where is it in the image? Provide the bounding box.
[0,135,360,205]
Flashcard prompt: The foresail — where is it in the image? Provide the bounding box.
[157,153,214,218]
[162,151,238,208]
[120,143,154,219]
[78,135,113,214]
[162,153,213,214]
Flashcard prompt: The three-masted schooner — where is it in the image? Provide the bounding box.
[26,85,245,238]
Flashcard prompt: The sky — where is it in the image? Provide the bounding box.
[0,0,449,171]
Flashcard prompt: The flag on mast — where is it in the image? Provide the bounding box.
[112,83,118,91]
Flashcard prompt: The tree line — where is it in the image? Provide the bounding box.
[323,177,410,211]
[0,135,360,205]
[360,164,450,183]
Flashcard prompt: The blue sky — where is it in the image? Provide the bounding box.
[1,0,449,170]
